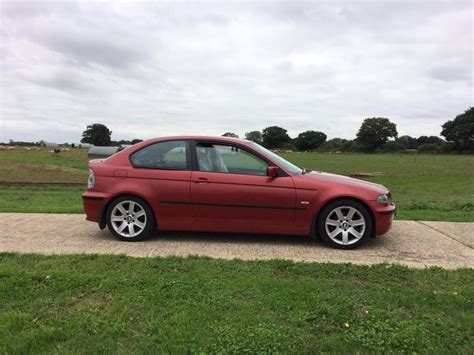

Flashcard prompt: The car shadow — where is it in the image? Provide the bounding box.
[149,230,318,245]
[95,228,386,250]
[146,230,386,250]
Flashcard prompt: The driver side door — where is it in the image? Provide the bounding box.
[190,141,297,234]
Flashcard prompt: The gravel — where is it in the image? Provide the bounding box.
[1,213,472,269]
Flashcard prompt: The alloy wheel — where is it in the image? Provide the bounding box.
[325,206,366,246]
[110,200,147,238]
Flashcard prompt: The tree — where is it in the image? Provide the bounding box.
[378,141,405,152]
[262,126,291,149]
[111,139,143,146]
[356,117,398,151]
[417,143,452,154]
[319,138,363,152]
[318,138,350,152]
[294,130,327,151]
[222,132,239,138]
[81,124,112,146]
[396,135,418,149]
[417,136,445,146]
[441,107,474,152]
[245,131,263,144]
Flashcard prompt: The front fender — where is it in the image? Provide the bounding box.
[295,186,375,236]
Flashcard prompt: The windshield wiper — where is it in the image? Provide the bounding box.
[302,168,312,174]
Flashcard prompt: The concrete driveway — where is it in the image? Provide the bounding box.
[0,213,472,269]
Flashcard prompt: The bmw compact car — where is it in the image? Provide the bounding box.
[82,136,396,249]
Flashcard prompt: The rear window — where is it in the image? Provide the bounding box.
[130,141,188,170]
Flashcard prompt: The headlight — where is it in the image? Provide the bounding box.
[87,169,95,189]
[377,194,391,204]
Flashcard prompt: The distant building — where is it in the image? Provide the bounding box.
[120,144,133,149]
[88,146,120,159]
[39,141,59,149]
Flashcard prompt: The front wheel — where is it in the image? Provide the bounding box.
[106,196,155,241]
[317,199,372,249]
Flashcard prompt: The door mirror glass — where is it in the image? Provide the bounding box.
[267,166,279,178]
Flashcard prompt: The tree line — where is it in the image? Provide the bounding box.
[225,107,474,153]
[77,107,472,153]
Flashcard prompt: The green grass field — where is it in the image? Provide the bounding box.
[1,253,472,353]
[280,152,474,221]
[0,149,473,221]
[0,149,87,183]
[0,185,85,214]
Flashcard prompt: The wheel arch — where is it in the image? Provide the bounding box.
[99,193,157,230]
[311,196,376,239]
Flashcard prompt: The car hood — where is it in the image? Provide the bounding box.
[297,171,388,195]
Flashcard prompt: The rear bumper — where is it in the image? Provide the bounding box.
[82,191,109,223]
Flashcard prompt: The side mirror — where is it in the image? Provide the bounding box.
[267,166,279,178]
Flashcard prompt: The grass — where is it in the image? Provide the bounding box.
[279,151,474,177]
[0,149,88,171]
[0,253,473,353]
[0,149,87,183]
[371,175,473,221]
[281,152,474,222]
[0,149,473,221]
[0,185,84,213]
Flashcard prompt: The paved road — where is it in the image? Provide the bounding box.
[0,213,472,269]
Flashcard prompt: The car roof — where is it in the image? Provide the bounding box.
[139,135,252,146]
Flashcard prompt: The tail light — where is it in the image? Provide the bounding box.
[87,169,95,189]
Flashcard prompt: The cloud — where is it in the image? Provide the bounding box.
[0,0,472,143]
[1,0,78,18]
[31,28,149,69]
[428,62,471,83]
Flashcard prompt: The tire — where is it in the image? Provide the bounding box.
[106,195,155,241]
[317,199,372,250]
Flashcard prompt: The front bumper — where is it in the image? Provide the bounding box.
[380,205,397,216]
[371,203,396,236]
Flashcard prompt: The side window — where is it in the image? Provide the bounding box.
[131,141,187,170]
[196,143,268,176]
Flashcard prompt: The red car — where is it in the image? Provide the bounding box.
[82,136,396,249]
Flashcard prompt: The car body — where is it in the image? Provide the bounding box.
[82,136,396,249]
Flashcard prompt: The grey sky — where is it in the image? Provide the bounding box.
[0,0,472,143]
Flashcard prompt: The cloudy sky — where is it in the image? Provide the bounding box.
[0,0,472,143]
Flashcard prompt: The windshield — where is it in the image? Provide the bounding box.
[249,142,302,175]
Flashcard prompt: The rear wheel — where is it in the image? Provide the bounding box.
[317,199,372,249]
[106,196,154,241]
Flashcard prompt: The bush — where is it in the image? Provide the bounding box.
[397,135,418,149]
[281,142,296,151]
[417,136,445,146]
[377,141,406,152]
[318,138,355,152]
[417,144,445,153]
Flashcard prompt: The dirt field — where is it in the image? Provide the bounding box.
[1,213,472,269]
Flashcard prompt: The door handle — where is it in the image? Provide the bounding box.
[193,177,209,183]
